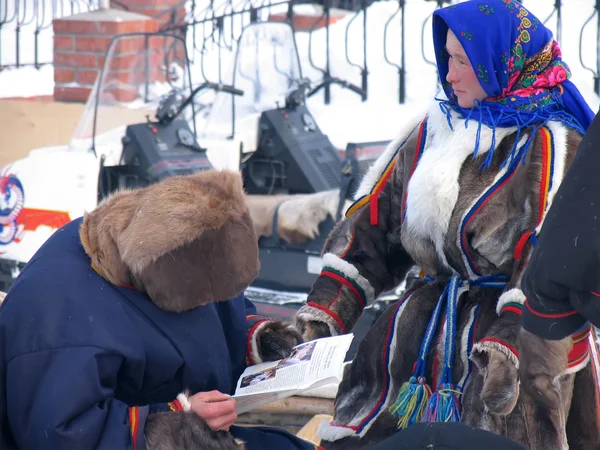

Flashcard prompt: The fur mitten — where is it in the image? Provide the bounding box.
[250,319,304,363]
[518,328,572,409]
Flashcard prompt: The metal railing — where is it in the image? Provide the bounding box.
[0,0,101,70]
[2,0,600,101]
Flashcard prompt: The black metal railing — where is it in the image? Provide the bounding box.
[2,0,599,102]
[0,0,101,70]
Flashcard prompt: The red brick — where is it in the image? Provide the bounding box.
[106,53,140,70]
[75,36,113,53]
[54,52,98,68]
[53,35,74,51]
[54,69,75,83]
[54,86,92,103]
[118,0,181,7]
[268,13,342,31]
[103,87,140,102]
[75,69,101,85]
[95,18,157,35]
[53,19,98,35]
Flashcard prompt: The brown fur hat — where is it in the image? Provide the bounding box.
[80,170,260,312]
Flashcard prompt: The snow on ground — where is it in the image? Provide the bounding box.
[1,0,599,149]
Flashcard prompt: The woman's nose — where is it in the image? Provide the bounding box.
[446,61,458,83]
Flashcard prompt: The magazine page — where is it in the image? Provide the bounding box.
[233,334,354,414]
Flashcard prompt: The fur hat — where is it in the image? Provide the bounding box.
[80,170,260,312]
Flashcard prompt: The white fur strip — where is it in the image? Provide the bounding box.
[322,253,375,304]
[353,109,426,201]
[471,340,520,370]
[0,291,5,304]
[535,121,568,234]
[296,305,341,337]
[318,296,412,441]
[458,303,479,389]
[407,102,518,272]
[496,288,526,315]
[562,354,591,377]
[249,320,271,364]
[176,392,192,411]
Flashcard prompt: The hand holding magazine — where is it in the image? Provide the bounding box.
[233,334,354,414]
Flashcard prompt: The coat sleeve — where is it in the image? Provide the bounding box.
[521,111,600,340]
[6,345,150,450]
[294,120,422,337]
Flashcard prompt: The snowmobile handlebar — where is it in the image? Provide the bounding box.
[307,77,366,99]
[157,82,245,124]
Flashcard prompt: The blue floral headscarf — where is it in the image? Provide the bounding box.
[433,0,595,168]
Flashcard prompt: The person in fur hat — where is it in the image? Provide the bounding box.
[293,1,600,449]
[0,169,319,450]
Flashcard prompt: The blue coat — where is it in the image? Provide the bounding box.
[0,218,316,450]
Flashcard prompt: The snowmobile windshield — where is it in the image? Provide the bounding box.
[200,21,303,140]
[69,32,194,156]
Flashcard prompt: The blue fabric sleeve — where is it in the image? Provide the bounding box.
[6,346,148,450]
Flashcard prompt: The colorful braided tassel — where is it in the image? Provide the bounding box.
[390,284,447,429]
[424,276,462,423]
[389,376,432,429]
[424,383,462,423]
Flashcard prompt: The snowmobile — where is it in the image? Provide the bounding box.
[0,24,410,358]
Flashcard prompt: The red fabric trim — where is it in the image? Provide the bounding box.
[478,337,520,360]
[322,270,365,309]
[306,302,347,334]
[502,305,523,316]
[513,231,533,261]
[129,407,139,450]
[120,284,137,290]
[591,291,600,298]
[525,299,579,319]
[401,119,427,221]
[246,319,269,365]
[169,399,183,412]
[369,159,397,226]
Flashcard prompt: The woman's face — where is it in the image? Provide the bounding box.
[445,29,488,108]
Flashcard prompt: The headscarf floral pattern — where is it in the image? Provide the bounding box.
[432,0,593,167]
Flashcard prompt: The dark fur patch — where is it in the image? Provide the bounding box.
[145,412,245,450]
[256,321,303,361]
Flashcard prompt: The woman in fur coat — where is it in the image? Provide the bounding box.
[0,170,319,450]
[293,1,599,448]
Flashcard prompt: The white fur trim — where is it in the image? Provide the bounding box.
[535,121,569,234]
[249,320,271,364]
[0,291,5,304]
[322,253,375,304]
[405,102,518,271]
[496,288,526,315]
[318,421,357,442]
[318,295,412,441]
[353,108,426,201]
[295,305,341,337]
[458,303,480,388]
[562,353,591,377]
[471,340,520,370]
[176,392,192,411]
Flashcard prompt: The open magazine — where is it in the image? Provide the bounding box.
[233,334,354,414]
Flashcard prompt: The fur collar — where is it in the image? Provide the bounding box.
[80,170,260,312]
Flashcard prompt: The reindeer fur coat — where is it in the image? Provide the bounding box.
[294,100,600,449]
[0,170,314,450]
